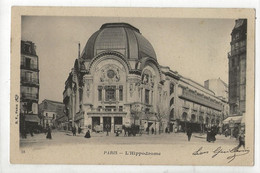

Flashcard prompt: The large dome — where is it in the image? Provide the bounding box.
[81,23,157,61]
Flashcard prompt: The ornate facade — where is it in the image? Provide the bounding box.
[63,23,227,133]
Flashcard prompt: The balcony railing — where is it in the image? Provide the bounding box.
[21,93,38,100]
[21,77,39,84]
[180,89,222,111]
[91,107,124,112]
[21,63,38,70]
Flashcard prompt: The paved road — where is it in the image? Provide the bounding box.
[20,130,238,149]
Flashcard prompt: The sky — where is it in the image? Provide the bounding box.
[21,16,235,103]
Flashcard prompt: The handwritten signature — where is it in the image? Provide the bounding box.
[192,146,250,163]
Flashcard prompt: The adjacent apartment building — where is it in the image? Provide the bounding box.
[228,19,247,116]
[38,99,66,129]
[20,40,40,133]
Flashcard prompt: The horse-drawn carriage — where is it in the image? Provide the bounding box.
[122,124,143,136]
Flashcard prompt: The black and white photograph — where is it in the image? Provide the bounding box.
[9,7,255,166]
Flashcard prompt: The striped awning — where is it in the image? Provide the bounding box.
[223,116,243,124]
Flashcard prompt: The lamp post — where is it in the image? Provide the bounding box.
[229,119,234,138]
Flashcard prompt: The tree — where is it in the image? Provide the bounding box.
[155,104,170,134]
[130,104,142,126]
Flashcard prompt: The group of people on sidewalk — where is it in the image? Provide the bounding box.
[186,126,246,150]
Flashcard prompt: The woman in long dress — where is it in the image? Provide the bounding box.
[85,130,91,138]
[46,127,52,139]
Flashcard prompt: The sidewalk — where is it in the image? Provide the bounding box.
[193,133,237,141]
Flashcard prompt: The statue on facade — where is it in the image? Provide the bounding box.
[115,68,120,82]
[100,69,105,82]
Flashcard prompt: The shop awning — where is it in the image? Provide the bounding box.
[25,115,40,123]
[223,116,243,124]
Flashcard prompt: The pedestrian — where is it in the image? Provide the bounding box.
[29,126,34,137]
[105,124,110,136]
[46,127,52,139]
[187,127,192,141]
[115,128,120,137]
[72,126,76,136]
[236,128,245,149]
[146,127,149,135]
[84,130,91,138]
[151,127,155,134]
[78,127,82,134]
[211,127,216,142]
[206,128,212,142]
[224,128,229,137]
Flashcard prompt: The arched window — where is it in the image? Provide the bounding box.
[182,112,187,121]
[170,97,174,106]
[170,108,174,119]
[191,114,196,122]
[170,83,174,95]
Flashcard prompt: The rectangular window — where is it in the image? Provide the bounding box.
[97,106,102,111]
[24,44,31,53]
[98,86,102,101]
[105,106,116,112]
[119,106,123,112]
[105,86,116,101]
[232,58,235,67]
[25,58,31,68]
[145,89,149,104]
[119,85,123,101]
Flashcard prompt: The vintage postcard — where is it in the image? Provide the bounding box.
[10,7,255,165]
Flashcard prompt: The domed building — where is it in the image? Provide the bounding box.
[63,23,227,134]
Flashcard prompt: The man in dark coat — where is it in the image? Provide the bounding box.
[46,127,52,139]
[187,127,192,141]
[72,126,76,136]
[151,127,155,134]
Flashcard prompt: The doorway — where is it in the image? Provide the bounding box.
[103,117,111,132]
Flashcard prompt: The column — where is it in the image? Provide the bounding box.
[100,116,103,131]
[111,116,114,133]
[102,85,105,108]
[116,85,119,109]
[72,92,75,128]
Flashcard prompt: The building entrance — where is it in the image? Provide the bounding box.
[114,117,122,133]
[103,117,111,132]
